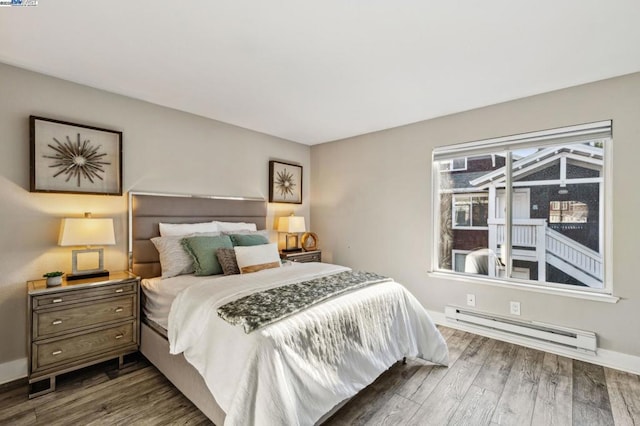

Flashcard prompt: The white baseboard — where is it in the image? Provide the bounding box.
[428,309,640,376]
[0,357,27,385]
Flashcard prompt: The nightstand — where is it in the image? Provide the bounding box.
[27,271,140,398]
[280,250,322,263]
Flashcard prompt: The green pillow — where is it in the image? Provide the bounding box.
[229,233,269,246]
[182,235,233,276]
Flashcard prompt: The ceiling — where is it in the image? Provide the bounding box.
[1,1,639,145]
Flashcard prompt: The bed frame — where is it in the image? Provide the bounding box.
[129,191,267,425]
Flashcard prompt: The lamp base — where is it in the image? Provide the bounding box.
[283,233,301,252]
[66,270,110,281]
[281,248,302,253]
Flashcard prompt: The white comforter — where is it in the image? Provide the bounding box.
[168,262,448,426]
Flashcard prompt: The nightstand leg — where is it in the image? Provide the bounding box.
[118,354,124,369]
[29,376,56,399]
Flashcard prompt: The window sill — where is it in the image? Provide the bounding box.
[427,271,619,304]
[452,226,489,230]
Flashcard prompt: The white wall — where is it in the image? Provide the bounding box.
[0,62,310,370]
[311,72,640,358]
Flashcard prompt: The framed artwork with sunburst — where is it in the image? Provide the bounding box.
[269,160,302,204]
[29,116,122,196]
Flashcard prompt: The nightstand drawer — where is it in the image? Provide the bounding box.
[34,295,135,339]
[283,251,321,263]
[33,322,135,372]
[32,281,136,310]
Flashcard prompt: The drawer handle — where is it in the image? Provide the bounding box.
[115,288,124,293]
[115,307,124,313]
[52,320,63,325]
[52,298,63,303]
[115,334,124,340]
[52,350,63,356]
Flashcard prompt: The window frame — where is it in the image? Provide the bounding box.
[440,157,468,172]
[451,249,472,273]
[452,193,489,229]
[431,120,613,296]
[548,200,589,224]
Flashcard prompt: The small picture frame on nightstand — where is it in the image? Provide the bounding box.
[301,232,318,251]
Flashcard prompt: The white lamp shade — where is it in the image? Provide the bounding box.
[277,216,306,233]
[59,218,116,246]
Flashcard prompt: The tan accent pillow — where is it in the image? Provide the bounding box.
[234,243,281,274]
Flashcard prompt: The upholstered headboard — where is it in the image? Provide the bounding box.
[128,192,267,278]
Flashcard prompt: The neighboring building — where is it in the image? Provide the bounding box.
[439,143,604,288]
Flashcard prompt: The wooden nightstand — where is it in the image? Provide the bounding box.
[27,271,140,398]
[280,250,322,263]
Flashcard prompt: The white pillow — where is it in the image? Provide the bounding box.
[234,243,281,274]
[221,229,269,239]
[151,232,220,278]
[215,221,257,232]
[159,221,219,237]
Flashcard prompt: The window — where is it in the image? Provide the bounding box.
[549,201,588,223]
[433,121,611,293]
[440,157,467,172]
[452,250,471,273]
[453,194,488,228]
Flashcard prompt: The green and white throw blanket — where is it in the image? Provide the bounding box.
[217,270,392,333]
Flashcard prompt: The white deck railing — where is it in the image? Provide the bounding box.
[490,218,547,248]
[545,227,603,281]
[487,218,602,286]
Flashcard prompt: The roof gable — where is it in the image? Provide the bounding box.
[469,144,603,188]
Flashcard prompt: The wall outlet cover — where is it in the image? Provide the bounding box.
[466,294,476,307]
[510,301,521,315]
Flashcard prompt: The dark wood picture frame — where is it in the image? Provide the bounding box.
[30,116,123,195]
[269,160,302,204]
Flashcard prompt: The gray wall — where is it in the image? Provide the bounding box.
[311,72,640,357]
[0,62,310,366]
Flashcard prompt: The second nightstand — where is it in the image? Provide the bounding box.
[27,271,140,398]
[280,250,322,263]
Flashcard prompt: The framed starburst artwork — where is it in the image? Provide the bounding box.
[269,160,302,204]
[30,116,122,195]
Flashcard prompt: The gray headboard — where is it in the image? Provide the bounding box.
[128,192,267,278]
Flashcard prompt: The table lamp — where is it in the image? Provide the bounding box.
[58,212,115,280]
[277,214,306,252]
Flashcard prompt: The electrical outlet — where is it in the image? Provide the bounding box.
[466,294,476,307]
[510,301,521,316]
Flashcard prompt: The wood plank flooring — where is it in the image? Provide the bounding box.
[1,326,638,426]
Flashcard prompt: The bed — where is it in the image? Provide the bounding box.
[129,191,448,425]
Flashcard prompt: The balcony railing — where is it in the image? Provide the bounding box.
[487,218,603,287]
[489,218,547,248]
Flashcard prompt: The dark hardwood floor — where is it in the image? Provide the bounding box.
[1,326,639,425]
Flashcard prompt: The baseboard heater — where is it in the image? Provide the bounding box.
[444,306,597,353]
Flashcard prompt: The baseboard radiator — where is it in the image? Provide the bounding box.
[444,306,597,353]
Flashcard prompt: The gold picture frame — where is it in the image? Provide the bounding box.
[301,232,318,251]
